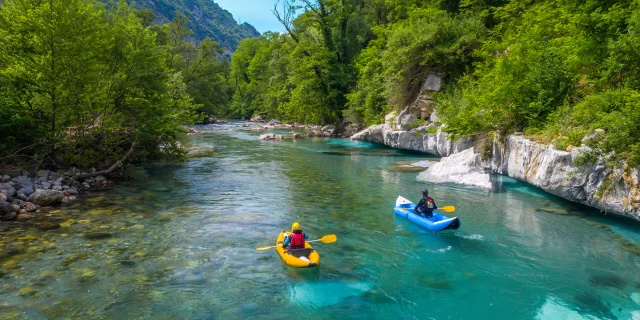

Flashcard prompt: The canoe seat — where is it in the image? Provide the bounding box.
[288,248,314,257]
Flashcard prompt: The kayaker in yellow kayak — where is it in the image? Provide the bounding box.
[283,222,311,263]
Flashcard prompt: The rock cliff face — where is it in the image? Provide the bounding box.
[351,124,640,221]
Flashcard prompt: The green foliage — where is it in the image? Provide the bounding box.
[95,0,260,51]
[0,0,212,169]
[383,8,486,108]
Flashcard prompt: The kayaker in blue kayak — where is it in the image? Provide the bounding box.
[282,222,309,249]
[414,189,437,218]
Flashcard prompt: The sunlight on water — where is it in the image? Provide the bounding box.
[1,122,639,319]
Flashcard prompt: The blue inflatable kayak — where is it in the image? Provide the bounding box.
[394,196,461,231]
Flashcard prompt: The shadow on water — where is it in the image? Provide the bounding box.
[573,292,618,320]
[589,273,627,289]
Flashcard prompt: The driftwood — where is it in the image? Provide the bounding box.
[71,143,137,180]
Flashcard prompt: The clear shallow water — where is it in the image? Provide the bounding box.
[1,123,640,319]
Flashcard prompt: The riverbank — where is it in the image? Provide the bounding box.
[0,169,114,226]
[351,123,640,222]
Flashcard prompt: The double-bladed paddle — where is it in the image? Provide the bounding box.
[438,206,456,213]
[256,234,337,251]
[399,205,456,213]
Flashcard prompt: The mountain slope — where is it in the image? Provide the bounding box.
[98,0,259,50]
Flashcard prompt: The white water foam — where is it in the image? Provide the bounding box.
[428,246,452,253]
[461,234,485,241]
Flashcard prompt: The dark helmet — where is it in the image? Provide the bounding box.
[421,189,428,196]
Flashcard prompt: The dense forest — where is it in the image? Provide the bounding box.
[0,0,238,170]
[231,0,640,168]
[96,0,260,51]
[2,0,640,173]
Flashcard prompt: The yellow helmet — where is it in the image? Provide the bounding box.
[291,222,301,231]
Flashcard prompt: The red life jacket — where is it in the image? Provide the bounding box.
[290,232,305,249]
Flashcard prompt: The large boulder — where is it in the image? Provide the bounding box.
[417,148,493,189]
[0,183,16,197]
[422,73,443,92]
[0,175,10,183]
[396,113,418,131]
[27,190,64,206]
[350,124,391,145]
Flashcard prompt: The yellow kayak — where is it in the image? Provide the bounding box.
[276,231,320,268]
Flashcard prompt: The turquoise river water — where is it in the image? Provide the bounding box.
[1,123,640,319]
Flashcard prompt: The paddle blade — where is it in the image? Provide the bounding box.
[320,234,337,243]
[440,206,455,213]
[256,245,277,251]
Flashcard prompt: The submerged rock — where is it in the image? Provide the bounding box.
[83,232,114,240]
[386,165,426,173]
[258,134,283,140]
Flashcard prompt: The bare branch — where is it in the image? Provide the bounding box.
[272,0,299,43]
[71,143,137,180]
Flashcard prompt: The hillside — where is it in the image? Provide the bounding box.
[98,0,259,50]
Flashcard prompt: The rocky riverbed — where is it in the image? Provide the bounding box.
[0,169,112,226]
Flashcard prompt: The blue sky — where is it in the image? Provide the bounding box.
[215,0,286,34]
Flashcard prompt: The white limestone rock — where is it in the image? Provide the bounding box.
[417,148,493,189]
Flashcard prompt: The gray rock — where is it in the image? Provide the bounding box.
[12,199,25,208]
[52,186,63,191]
[0,183,16,196]
[321,125,335,136]
[0,193,5,202]
[27,190,64,206]
[18,186,34,196]
[258,134,283,140]
[396,113,417,131]
[581,128,605,145]
[0,175,10,183]
[13,177,32,190]
[66,188,78,196]
[82,182,91,189]
[422,73,443,92]
[1,212,17,221]
[0,201,16,213]
[36,170,49,178]
[24,202,37,212]
[430,109,440,123]
[42,182,51,189]
[16,192,28,201]
[94,175,106,183]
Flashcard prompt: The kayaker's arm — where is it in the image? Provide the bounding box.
[304,232,309,240]
[414,198,426,213]
[282,235,290,248]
